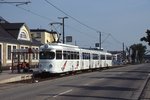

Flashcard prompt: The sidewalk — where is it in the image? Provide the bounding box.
[0,69,33,84]
[140,77,150,100]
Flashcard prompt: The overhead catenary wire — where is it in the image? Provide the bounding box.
[44,0,100,32]
[4,2,54,22]
[44,0,123,45]
[101,33,111,44]
[8,3,98,42]
[15,2,101,43]
[3,0,123,47]
[110,34,122,44]
[65,25,113,44]
[65,24,97,39]
[16,5,53,22]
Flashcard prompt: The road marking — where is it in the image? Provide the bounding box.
[83,78,105,86]
[117,72,124,74]
[84,83,89,86]
[99,78,105,80]
[53,89,73,98]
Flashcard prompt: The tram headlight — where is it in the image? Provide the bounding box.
[49,64,53,68]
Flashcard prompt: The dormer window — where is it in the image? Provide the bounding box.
[20,32,27,39]
[17,25,30,41]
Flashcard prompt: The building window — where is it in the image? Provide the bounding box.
[32,48,36,60]
[13,46,17,58]
[25,47,28,60]
[36,32,41,38]
[13,46,16,50]
[31,34,34,38]
[35,48,39,60]
[20,32,27,39]
[21,47,24,60]
[7,45,11,60]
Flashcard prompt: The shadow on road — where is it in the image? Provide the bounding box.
[60,85,136,91]
[90,76,144,81]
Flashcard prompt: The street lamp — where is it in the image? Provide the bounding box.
[58,17,68,44]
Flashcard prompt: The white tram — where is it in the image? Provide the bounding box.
[38,43,112,73]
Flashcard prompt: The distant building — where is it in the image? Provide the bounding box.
[144,55,150,63]
[30,29,58,44]
[0,22,41,68]
[109,51,123,65]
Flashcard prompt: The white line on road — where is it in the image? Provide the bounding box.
[84,83,89,86]
[99,78,105,80]
[53,89,73,98]
[117,72,124,74]
[83,78,105,86]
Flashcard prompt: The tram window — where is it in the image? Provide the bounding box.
[75,52,79,59]
[93,54,99,60]
[82,53,84,59]
[63,51,71,59]
[88,53,91,59]
[87,53,90,59]
[77,52,79,59]
[101,55,105,60]
[73,52,79,59]
[56,50,62,59]
[40,51,55,59]
[107,55,112,60]
[71,51,74,59]
[73,52,76,59]
[67,51,71,59]
[82,53,85,59]
[82,53,90,59]
[63,51,67,59]
[73,52,77,59]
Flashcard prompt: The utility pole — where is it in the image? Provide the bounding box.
[58,17,68,44]
[97,31,101,50]
[99,32,101,50]
[123,42,125,63]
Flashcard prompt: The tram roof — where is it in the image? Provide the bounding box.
[40,43,112,54]
[41,43,79,49]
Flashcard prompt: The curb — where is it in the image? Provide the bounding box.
[0,74,32,84]
[132,74,150,100]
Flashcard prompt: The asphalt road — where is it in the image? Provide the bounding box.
[0,63,150,100]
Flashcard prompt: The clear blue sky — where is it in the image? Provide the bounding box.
[0,0,150,51]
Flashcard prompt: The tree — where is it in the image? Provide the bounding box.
[141,29,150,45]
[126,47,131,63]
[130,43,146,63]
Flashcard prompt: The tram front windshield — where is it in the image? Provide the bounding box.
[40,51,55,59]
